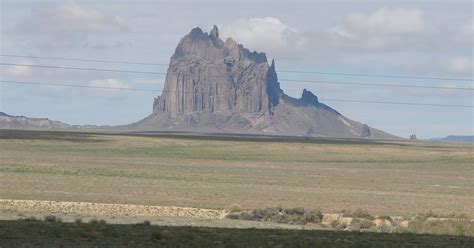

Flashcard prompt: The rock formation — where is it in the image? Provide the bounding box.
[131,26,396,139]
[0,112,71,129]
[361,124,371,138]
[0,112,100,130]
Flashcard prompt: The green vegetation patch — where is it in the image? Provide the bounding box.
[226,207,324,225]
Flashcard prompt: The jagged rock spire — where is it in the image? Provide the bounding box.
[300,89,319,106]
[209,25,223,47]
[361,124,371,138]
[210,25,219,39]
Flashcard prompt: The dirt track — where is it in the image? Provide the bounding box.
[0,199,228,219]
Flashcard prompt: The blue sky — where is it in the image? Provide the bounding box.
[1,0,472,138]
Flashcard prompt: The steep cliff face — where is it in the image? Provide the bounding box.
[148,25,283,130]
[134,26,396,139]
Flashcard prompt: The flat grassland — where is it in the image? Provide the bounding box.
[0,129,473,217]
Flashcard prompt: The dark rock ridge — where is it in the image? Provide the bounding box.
[131,26,396,139]
[0,112,71,129]
[431,135,474,143]
[0,112,101,130]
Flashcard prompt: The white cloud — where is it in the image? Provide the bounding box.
[344,7,428,36]
[12,4,127,49]
[3,63,34,77]
[89,78,129,89]
[19,5,126,34]
[328,7,431,52]
[131,78,165,92]
[460,19,474,45]
[461,19,473,36]
[132,78,165,85]
[220,17,307,58]
[446,58,473,76]
[87,79,130,98]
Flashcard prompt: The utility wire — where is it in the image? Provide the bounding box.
[1,54,472,82]
[1,80,158,92]
[1,63,472,91]
[318,98,474,108]
[1,80,472,108]
[0,54,168,66]
[0,62,167,75]
[277,70,473,82]
[280,79,473,91]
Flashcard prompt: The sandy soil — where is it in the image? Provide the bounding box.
[0,199,227,219]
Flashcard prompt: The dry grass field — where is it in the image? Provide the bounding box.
[2,219,474,248]
[1,129,472,219]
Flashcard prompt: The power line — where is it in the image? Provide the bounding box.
[319,98,473,108]
[278,70,473,82]
[279,79,473,91]
[0,54,168,66]
[1,80,158,92]
[2,54,472,82]
[0,62,167,75]
[1,63,472,91]
[1,80,472,108]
